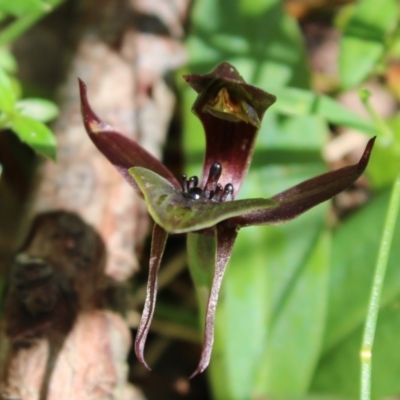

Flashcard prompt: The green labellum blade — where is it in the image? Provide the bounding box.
[130,166,276,234]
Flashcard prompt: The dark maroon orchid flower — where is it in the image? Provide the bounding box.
[78,63,375,378]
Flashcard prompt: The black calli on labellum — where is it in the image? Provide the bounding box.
[78,62,375,378]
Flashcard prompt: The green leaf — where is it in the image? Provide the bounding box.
[187,0,310,90]
[209,205,328,399]
[16,98,59,122]
[0,0,48,16]
[209,225,270,400]
[339,0,399,88]
[275,87,376,135]
[366,134,400,189]
[187,231,216,293]
[129,166,276,234]
[0,49,17,73]
[323,190,400,353]
[255,226,330,396]
[0,0,64,46]
[238,0,271,15]
[0,68,17,114]
[11,115,56,160]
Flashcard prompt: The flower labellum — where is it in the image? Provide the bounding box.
[79,62,375,377]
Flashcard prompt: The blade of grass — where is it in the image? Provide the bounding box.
[360,169,400,400]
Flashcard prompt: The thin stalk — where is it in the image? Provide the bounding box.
[360,169,400,400]
[0,0,64,47]
[359,88,393,142]
[0,14,43,47]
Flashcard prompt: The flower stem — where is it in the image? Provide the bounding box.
[359,88,393,142]
[360,169,400,400]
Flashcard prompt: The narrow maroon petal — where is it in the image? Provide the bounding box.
[227,137,376,227]
[78,79,180,193]
[134,224,168,370]
[189,225,238,379]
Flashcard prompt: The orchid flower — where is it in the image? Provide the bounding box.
[78,63,375,378]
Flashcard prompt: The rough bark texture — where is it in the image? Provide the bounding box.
[0,211,141,400]
[0,0,190,398]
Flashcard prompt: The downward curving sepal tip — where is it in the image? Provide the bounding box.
[134,340,152,372]
[134,224,168,372]
[188,225,238,379]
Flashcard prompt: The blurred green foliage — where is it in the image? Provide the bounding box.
[181,0,400,398]
[0,0,63,162]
